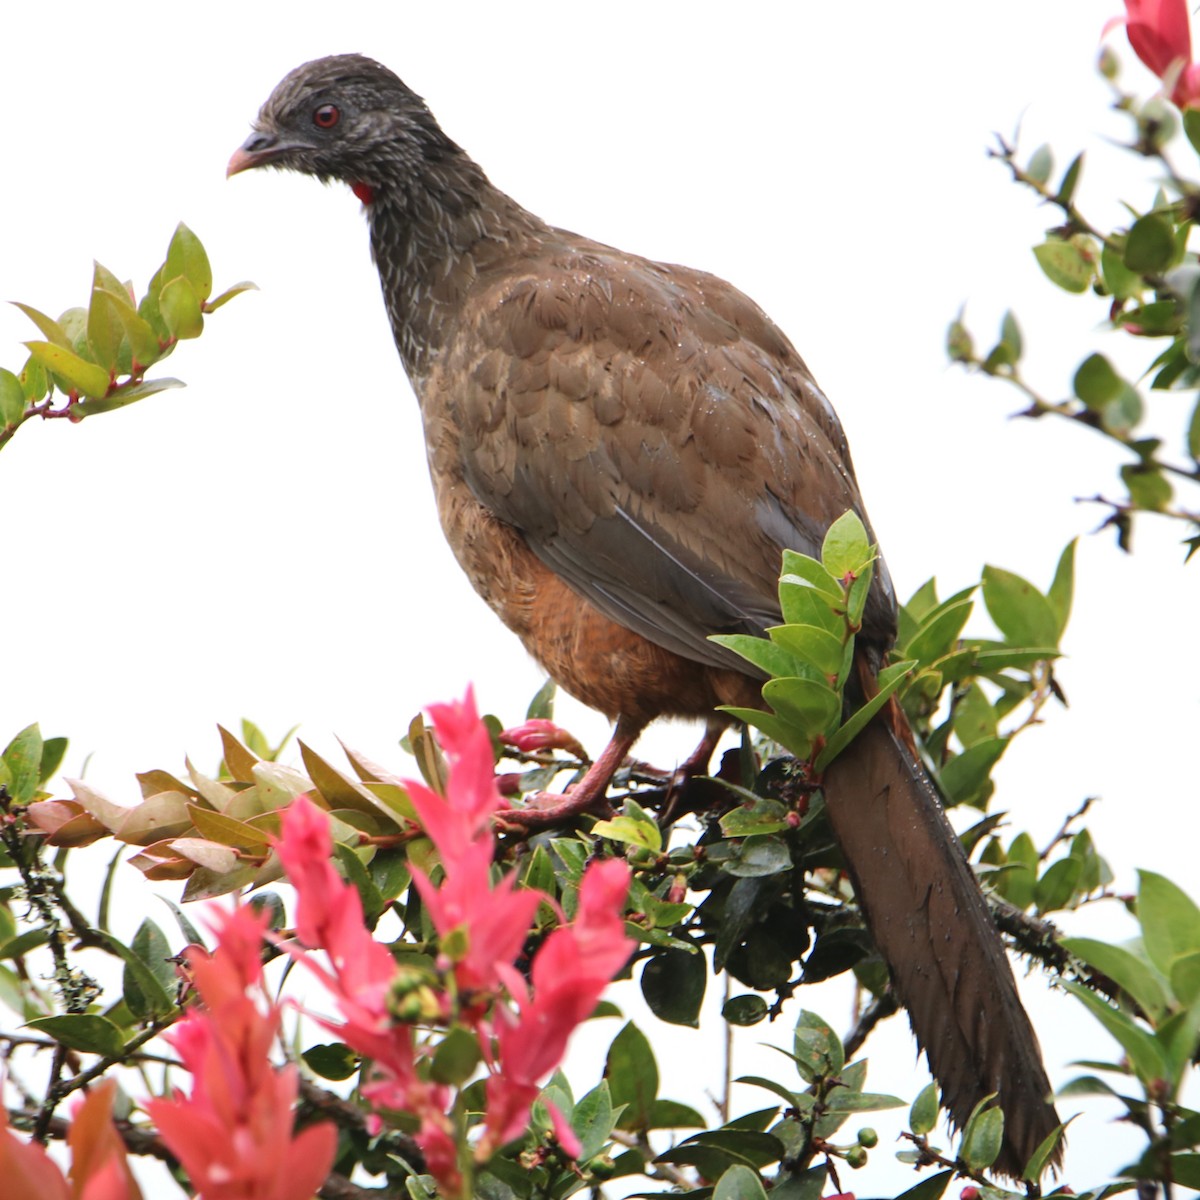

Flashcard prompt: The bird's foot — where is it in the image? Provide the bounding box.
[495,715,643,834]
[495,783,613,832]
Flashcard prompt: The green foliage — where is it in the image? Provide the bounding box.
[949,84,1200,556]
[1,224,253,451]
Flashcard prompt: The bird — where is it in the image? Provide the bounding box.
[229,54,1061,1177]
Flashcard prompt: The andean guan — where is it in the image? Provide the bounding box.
[229,54,1062,1176]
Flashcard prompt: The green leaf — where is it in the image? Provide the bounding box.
[607,1022,658,1131]
[814,660,914,771]
[952,682,998,748]
[793,1010,843,1081]
[820,511,871,578]
[1034,855,1082,913]
[303,1042,358,1080]
[937,737,1007,807]
[710,634,813,683]
[430,1025,482,1085]
[713,1165,768,1200]
[765,625,845,678]
[723,994,769,1026]
[24,341,110,399]
[1061,938,1170,1020]
[87,277,124,371]
[1124,213,1176,273]
[720,706,813,760]
[591,811,662,853]
[0,368,27,428]
[1121,464,1173,511]
[11,302,72,348]
[779,551,843,603]
[1046,540,1076,638]
[1063,980,1167,1085]
[570,1080,617,1160]
[760,677,840,735]
[902,599,973,665]
[1102,243,1142,299]
[165,223,213,302]
[3,725,43,805]
[97,286,161,366]
[909,1081,939,1136]
[1032,239,1092,293]
[725,835,792,878]
[981,565,1060,648]
[525,677,556,720]
[122,919,177,1020]
[1073,353,1123,408]
[720,797,790,838]
[1139,870,1200,978]
[158,276,204,339]
[28,1014,124,1058]
[641,948,706,1028]
[894,1171,953,1200]
[205,280,258,312]
[1057,152,1084,205]
[1188,397,1200,461]
[645,1098,707,1130]
[959,1101,1003,1170]
[70,376,185,418]
[1026,143,1053,184]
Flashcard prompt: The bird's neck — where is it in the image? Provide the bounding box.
[364,162,545,384]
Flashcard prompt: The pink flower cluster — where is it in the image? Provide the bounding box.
[145,905,337,1200]
[1115,0,1200,108]
[274,689,633,1196]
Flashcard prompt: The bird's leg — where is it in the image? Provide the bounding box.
[497,714,644,831]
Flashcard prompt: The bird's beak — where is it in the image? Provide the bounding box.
[227,130,292,178]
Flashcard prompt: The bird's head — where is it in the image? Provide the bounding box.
[228,54,463,202]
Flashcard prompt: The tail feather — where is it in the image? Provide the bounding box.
[822,714,1061,1178]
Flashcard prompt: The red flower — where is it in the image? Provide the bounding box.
[145,904,337,1200]
[0,1078,141,1200]
[1115,0,1200,107]
[482,859,633,1154]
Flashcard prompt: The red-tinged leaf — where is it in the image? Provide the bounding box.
[24,341,110,399]
[169,837,241,873]
[111,791,192,845]
[188,802,272,848]
[219,725,259,783]
[127,842,194,880]
[24,800,108,847]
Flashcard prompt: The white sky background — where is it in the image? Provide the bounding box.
[2,0,1199,1192]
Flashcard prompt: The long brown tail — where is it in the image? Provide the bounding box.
[821,714,1061,1179]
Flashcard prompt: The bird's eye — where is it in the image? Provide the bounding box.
[313,104,340,129]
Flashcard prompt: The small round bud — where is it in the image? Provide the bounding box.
[856,1126,878,1148]
[845,1145,868,1168]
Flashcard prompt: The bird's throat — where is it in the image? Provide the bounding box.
[351,181,376,206]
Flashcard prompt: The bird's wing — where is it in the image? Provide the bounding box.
[435,243,896,671]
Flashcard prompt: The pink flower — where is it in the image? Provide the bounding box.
[499,719,586,760]
[145,904,337,1200]
[407,689,509,866]
[482,859,633,1154]
[1115,0,1200,107]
